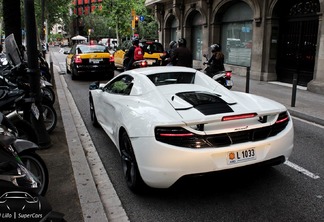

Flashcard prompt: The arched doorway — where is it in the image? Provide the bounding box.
[165,15,178,45]
[276,0,320,86]
[190,11,203,61]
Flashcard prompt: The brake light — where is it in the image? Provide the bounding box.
[222,113,257,121]
[140,60,148,67]
[275,111,289,124]
[74,56,82,64]
[155,127,211,148]
[225,71,232,78]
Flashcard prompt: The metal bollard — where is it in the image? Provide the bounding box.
[245,66,250,93]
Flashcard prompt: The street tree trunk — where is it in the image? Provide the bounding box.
[3,0,22,47]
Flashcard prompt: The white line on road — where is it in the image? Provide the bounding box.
[284,161,320,179]
[292,116,324,129]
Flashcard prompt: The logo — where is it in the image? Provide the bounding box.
[0,191,43,221]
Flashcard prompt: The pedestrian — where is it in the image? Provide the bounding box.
[170,38,193,67]
[124,37,143,70]
[203,43,225,76]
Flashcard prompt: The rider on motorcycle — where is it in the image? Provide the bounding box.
[124,37,143,70]
[203,44,225,77]
[161,40,177,66]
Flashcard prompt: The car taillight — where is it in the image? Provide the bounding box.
[74,56,82,64]
[155,127,213,148]
[140,60,148,67]
[275,111,289,124]
[222,113,257,121]
[269,111,290,136]
[225,71,232,78]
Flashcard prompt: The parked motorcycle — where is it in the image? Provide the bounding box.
[1,35,57,133]
[0,113,65,221]
[0,74,57,134]
[202,54,233,90]
[0,112,48,196]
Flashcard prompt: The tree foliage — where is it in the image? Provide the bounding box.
[1,0,158,44]
[96,0,158,42]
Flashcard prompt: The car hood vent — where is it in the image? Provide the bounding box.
[175,91,233,115]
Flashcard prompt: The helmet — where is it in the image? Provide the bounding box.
[178,38,187,47]
[132,37,139,45]
[210,44,221,52]
[169,40,177,49]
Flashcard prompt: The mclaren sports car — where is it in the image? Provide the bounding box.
[89,66,294,192]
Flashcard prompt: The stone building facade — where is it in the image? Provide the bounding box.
[145,0,324,95]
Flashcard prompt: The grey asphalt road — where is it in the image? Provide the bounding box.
[49,46,324,222]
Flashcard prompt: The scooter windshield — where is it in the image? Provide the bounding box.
[4,33,24,66]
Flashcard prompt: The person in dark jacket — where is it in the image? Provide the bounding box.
[124,37,141,70]
[170,38,193,67]
[161,40,177,66]
[203,43,225,76]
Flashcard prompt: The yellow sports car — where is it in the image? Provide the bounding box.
[113,40,164,70]
[65,43,114,80]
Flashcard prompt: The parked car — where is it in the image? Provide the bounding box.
[89,66,294,193]
[113,40,164,70]
[65,43,114,80]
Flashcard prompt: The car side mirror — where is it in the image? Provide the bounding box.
[89,81,100,90]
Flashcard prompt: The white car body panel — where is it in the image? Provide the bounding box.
[90,66,294,188]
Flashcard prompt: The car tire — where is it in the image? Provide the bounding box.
[120,131,146,193]
[66,62,71,74]
[71,67,78,80]
[89,95,99,127]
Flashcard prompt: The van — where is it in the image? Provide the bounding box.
[99,38,118,49]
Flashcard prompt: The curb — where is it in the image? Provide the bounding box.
[52,54,129,221]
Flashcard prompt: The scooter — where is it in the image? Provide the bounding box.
[202,54,233,90]
[123,57,148,70]
[0,112,49,196]
[0,114,65,220]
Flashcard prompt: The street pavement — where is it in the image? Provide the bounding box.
[39,53,324,221]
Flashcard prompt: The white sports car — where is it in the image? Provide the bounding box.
[89,66,294,192]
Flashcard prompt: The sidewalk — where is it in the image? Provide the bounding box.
[39,51,128,222]
[231,74,324,126]
[39,57,324,221]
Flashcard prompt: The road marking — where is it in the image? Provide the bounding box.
[285,160,320,179]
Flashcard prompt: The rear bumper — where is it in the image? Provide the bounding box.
[131,121,293,188]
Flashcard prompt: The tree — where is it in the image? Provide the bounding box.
[2,0,22,47]
[82,13,112,40]
[98,0,158,43]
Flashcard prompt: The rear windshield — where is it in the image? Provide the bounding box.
[141,42,164,53]
[77,45,108,53]
[147,72,195,86]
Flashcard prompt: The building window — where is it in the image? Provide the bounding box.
[191,12,203,60]
[221,2,253,67]
[170,18,177,41]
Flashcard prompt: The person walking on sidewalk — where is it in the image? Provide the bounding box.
[170,38,193,68]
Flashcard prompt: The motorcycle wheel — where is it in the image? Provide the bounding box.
[14,119,39,145]
[19,151,49,196]
[42,87,55,105]
[42,104,57,134]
